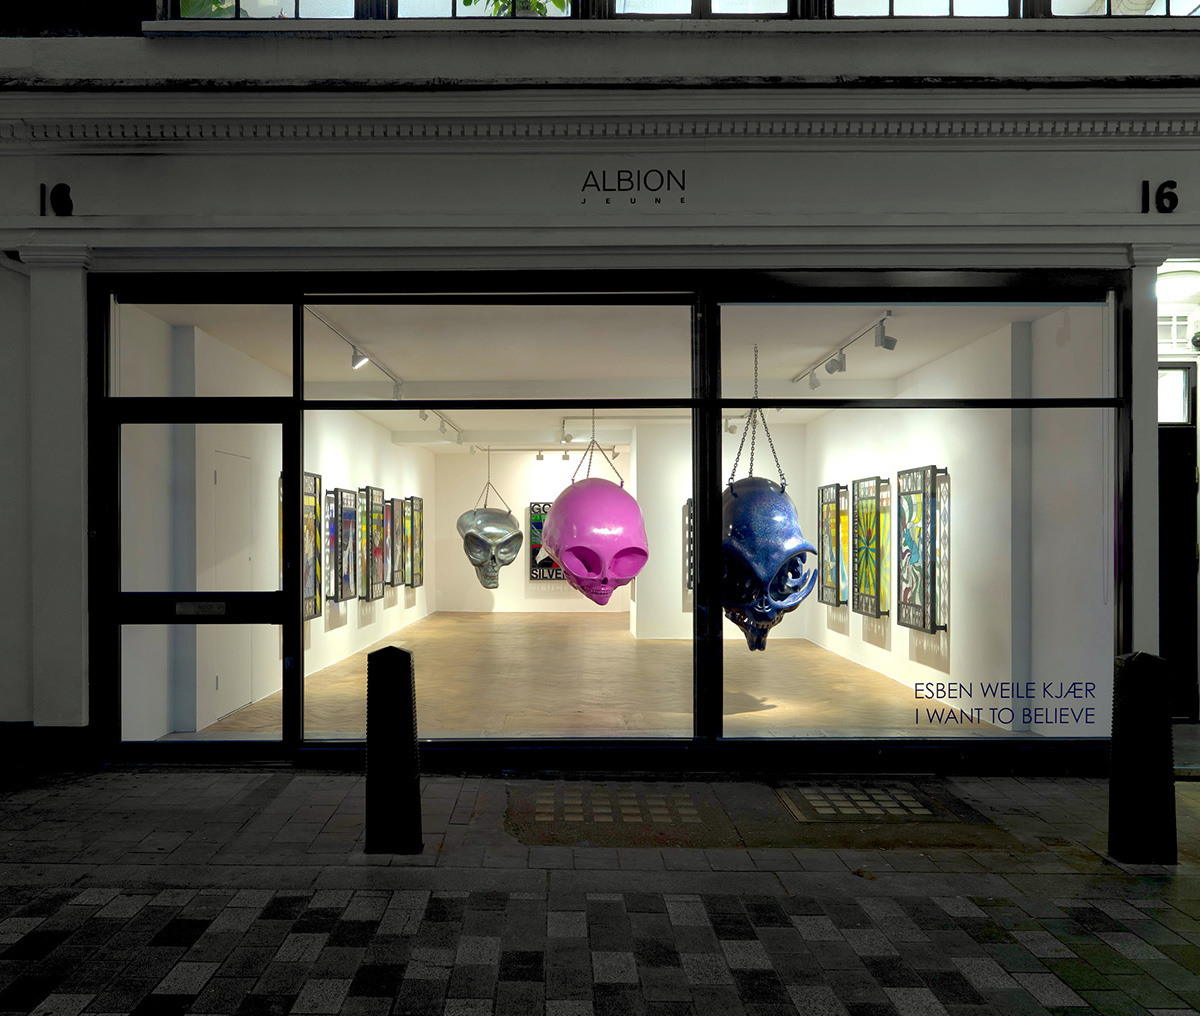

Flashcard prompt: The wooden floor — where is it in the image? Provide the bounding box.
[200,611,1010,740]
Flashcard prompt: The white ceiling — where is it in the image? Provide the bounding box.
[131,299,1090,451]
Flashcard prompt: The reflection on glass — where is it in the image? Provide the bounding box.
[303,407,692,740]
[122,625,282,741]
[615,0,692,12]
[722,407,1114,739]
[121,424,282,593]
[1159,368,1191,424]
[298,0,354,13]
[712,0,787,11]
[110,303,292,397]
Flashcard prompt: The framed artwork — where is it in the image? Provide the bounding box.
[389,498,405,586]
[326,487,357,603]
[896,465,949,633]
[409,495,424,588]
[358,486,385,602]
[685,498,694,592]
[528,501,564,581]
[402,497,413,586]
[838,485,850,605]
[935,470,950,629]
[302,472,322,620]
[357,489,367,599]
[817,483,845,607]
[383,500,393,587]
[852,476,888,618]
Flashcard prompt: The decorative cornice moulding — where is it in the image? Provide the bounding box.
[4,114,1200,150]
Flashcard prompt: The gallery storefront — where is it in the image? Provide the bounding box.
[1,28,1195,771]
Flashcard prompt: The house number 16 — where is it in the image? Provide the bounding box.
[1142,180,1179,213]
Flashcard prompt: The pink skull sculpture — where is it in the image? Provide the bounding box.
[542,477,649,605]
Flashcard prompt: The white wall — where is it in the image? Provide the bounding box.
[630,422,692,639]
[303,411,435,675]
[0,264,32,724]
[434,447,631,615]
[805,325,1018,730]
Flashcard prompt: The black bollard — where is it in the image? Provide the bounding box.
[1108,651,1176,864]
[365,645,424,854]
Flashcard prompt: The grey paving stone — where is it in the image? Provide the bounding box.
[153,960,219,994]
[591,951,638,983]
[291,976,352,1013]
[952,958,1021,992]
[885,986,952,1015]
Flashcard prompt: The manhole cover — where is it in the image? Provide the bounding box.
[506,781,743,848]
[775,780,977,824]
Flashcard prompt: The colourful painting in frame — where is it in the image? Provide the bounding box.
[358,486,385,602]
[880,480,892,613]
[328,487,356,603]
[389,498,405,586]
[528,501,564,581]
[409,496,424,588]
[935,470,950,630]
[852,476,883,618]
[896,464,946,634]
[302,472,322,620]
[817,483,844,607]
[324,491,336,602]
[383,501,393,587]
[402,497,413,586]
[838,486,850,604]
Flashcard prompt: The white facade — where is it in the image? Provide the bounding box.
[0,23,1196,739]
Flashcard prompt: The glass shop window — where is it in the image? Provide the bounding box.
[301,406,693,740]
[121,624,282,741]
[109,303,293,398]
[301,303,690,402]
[721,303,1114,401]
[717,404,1116,739]
[120,423,283,593]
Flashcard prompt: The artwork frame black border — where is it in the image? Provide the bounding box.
[896,464,943,634]
[851,475,884,619]
[302,471,322,621]
[817,482,846,607]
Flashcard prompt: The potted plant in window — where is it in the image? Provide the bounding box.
[461,0,568,15]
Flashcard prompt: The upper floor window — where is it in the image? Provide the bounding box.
[173,0,1199,15]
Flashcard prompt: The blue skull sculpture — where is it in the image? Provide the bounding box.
[722,476,818,651]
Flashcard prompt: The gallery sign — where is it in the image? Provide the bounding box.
[579,167,687,206]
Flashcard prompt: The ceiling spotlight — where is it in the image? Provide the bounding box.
[418,409,428,422]
[724,418,737,434]
[808,372,821,390]
[439,419,447,435]
[825,350,846,374]
[455,431,463,446]
[536,451,544,461]
[874,322,898,351]
[562,451,569,461]
[612,450,620,460]
[469,445,477,455]
[561,433,572,445]
[351,346,369,370]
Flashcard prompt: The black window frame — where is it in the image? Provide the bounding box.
[89,267,1131,773]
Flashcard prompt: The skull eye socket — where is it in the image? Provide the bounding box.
[464,533,492,565]
[495,532,524,565]
[560,545,603,578]
[609,546,647,579]
[722,552,760,605]
[770,551,809,601]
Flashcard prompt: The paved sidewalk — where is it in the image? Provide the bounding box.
[1,767,1199,1016]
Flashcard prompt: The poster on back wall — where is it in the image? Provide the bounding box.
[409,496,424,587]
[528,501,564,581]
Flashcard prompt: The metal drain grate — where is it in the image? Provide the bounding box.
[533,783,704,824]
[507,780,743,848]
[775,781,961,823]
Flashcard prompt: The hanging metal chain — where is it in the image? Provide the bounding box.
[473,446,512,513]
[726,345,787,491]
[572,408,625,487]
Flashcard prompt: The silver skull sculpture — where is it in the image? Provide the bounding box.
[456,507,524,589]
